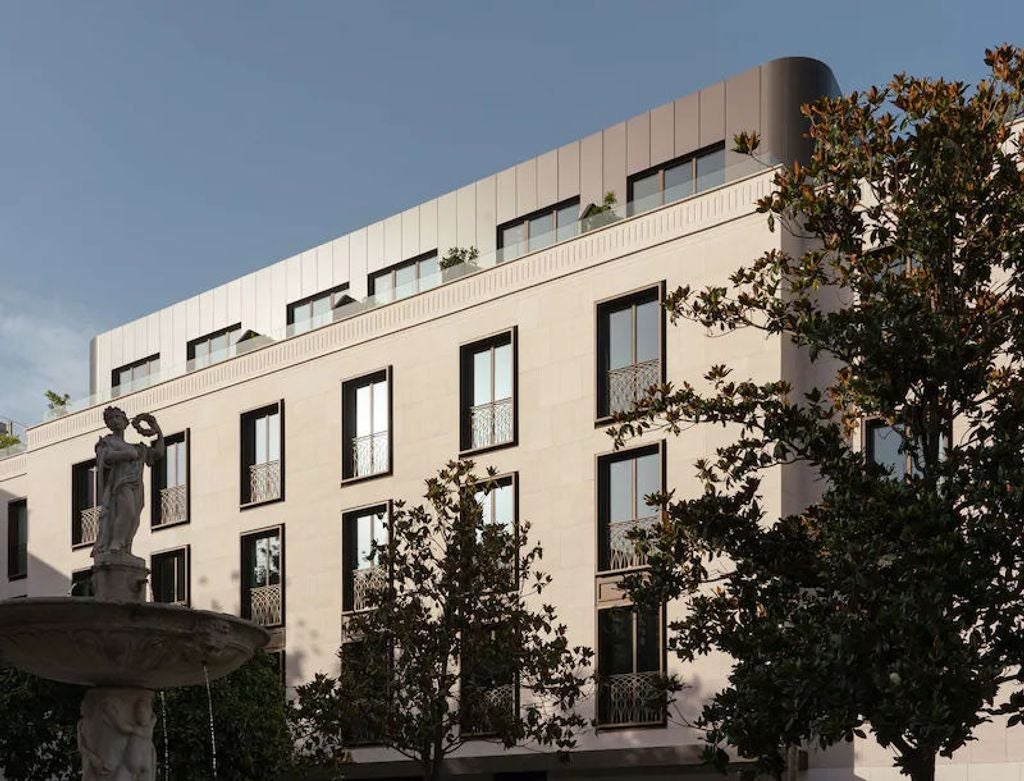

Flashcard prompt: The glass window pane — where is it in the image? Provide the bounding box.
[528,213,553,252]
[372,380,388,433]
[473,349,492,405]
[635,300,659,363]
[312,295,331,320]
[374,273,394,302]
[598,608,633,675]
[493,343,512,400]
[493,482,514,529]
[268,534,281,583]
[294,302,310,326]
[254,417,267,464]
[355,385,372,437]
[696,148,726,191]
[556,203,578,242]
[475,489,492,526]
[631,172,661,214]
[635,453,660,518]
[636,607,660,672]
[357,513,373,566]
[609,459,633,522]
[419,255,440,290]
[395,263,416,299]
[501,223,526,261]
[664,160,694,202]
[267,411,280,461]
[177,442,187,486]
[870,424,905,478]
[608,307,633,370]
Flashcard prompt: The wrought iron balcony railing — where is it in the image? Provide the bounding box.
[351,564,387,612]
[606,514,660,571]
[598,671,665,727]
[249,459,281,503]
[158,484,187,526]
[351,431,389,478]
[469,396,513,450]
[607,359,661,415]
[78,506,100,546]
[249,583,283,626]
[462,682,517,736]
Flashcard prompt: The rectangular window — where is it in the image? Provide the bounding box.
[7,499,27,580]
[342,504,389,613]
[241,527,284,627]
[187,324,242,370]
[369,251,440,303]
[460,330,516,453]
[497,199,579,262]
[597,604,664,727]
[111,353,160,397]
[151,547,189,605]
[598,445,663,573]
[287,283,352,335]
[627,144,726,216]
[151,431,189,528]
[241,403,284,506]
[596,287,663,419]
[461,625,518,738]
[72,460,100,547]
[71,568,94,597]
[474,474,517,586]
[866,420,906,479]
[342,369,391,481]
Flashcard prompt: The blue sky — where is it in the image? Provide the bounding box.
[1,0,1022,424]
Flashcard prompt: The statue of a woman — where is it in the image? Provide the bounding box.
[93,407,164,558]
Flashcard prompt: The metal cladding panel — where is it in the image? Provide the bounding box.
[537,149,558,209]
[401,207,420,259]
[419,200,438,257]
[366,221,384,274]
[674,91,700,156]
[159,308,175,369]
[93,333,109,395]
[283,255,302,306]
[579,131,603,213]
[198,291,215,338]
[269,262,287,332]
[349,229,368,299]
[331,236,350,289]
[316,242,334,291]
[699,81,726,149]
[650,101,675,167]
[252,269,271,334]
[212,284,228,331]
[436,191,458,259]
[760,57,840,166]
[515,158,537,215]
[725,65,761,168]
[626,113,651,175]
[383,215,402,266]
[185,296,201,342]
[226,279,242,328]
[239,275,256,336]
[456,183,476,249]
[145,312,161,357]
[475,176,497,254]
[300,249,318,297]
[495,166,516,225]
[602,121,627,208]
[557,141,580,202]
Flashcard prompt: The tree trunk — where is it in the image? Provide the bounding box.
[904,750,935,781]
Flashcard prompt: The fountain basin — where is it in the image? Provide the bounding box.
[0,598,269,689]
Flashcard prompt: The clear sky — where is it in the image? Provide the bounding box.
[1,0,1022,424]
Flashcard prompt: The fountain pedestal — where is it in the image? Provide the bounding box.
[92,551,149,602]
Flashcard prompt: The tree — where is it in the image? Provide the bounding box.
[610,46,1024,781]
[45,389,71,415]
[0,652,291,780]
[290,460,593,781]
[0,431,20,450]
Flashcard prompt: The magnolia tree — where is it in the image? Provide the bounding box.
[290,460,592,781]
[612,46,1024,781]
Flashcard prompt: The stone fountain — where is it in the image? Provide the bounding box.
[0,407,269,779]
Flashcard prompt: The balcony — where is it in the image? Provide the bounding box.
[462,682,517,737]
[249,583,283,626]
[607,359,661,416]
[351,564,387,612]
[468,397,513,450]
[351,432,389,478]
[158,484,187,526]
[598,671,665,727]
[78,506,100,546]
[249,460,281,504]
[606,514,660,571]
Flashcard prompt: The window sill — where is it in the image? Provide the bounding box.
[340,469,392,487]
[71,540,94,552]
[151,519,190,532]
[595,719,667,732]
[7,573,27,583]
[458,439,517,459]
[239,495,285,511]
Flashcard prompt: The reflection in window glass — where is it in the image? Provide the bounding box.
[499,199,580,262]
[608,308,633,370]
[598,608,634,676]
[664,161,694,200]
[528,214,553,252]
[696,147,726,189]
[556,203,578,242]
[869,423,905,478]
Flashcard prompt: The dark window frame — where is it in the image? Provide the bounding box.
[626,141,727,215]
[459,623,521,739]
[594,283,666,423]
[187,323,242,366]
[286,283,352,328]
[71,459,99,549]
[150,545,191,606]
[240,524,285,628]
[459,327,518,456]
[240,401,285,508]
[594,600,667,729]
[496,197,580,260]
[863,417,951,479]
[342,501,392,614]
[7,498,27,581]
[341,367,393,485]
[472,471,520,591]
[368,249,440,300]
[595,441,666,575]
[111,353,160,395]
[70,568,94,597]
[151,429,190,529]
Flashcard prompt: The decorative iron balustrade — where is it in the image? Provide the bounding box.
[352,565,387,612]
[598,671,665,727]
[249,459,281,503]
[79,506,100,546]
[158,484,187,526]
[469,397,513,450]
[351,432,389,478]
[462,682,516,736]
[606,514,660,571]
[249,583,283,626]
[607,359,661,415]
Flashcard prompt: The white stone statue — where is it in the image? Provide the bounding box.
[78,688,156,780]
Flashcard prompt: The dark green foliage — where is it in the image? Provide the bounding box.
[439,246,480,270]
[611,46,1024,781]
[0,666,82,781]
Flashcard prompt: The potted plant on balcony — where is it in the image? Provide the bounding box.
[45,390,71,418]
[439,246,480,282]
[580,191,621,233]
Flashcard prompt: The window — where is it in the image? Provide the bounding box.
[598,445,662,573]
[474,475,517,586]
[369,251,440,303]
[497,199,579,262]
[287,284,352,335]
[865,419,948,479]
[7,499,27,580]
[71,568,94,597]
[339,639,386,745]
[152,431,189,528]
[627,144,726,216]
[111,353,160,396]
[188,324,242,370]
[342,369,391,481]
[460,330,516,453]
[343,504,389,613]
[597,604,664,727]
[241,527,283,627]
[241,402,284,506]
[461,626,517,737]
[268,650,286,689]
[72,460,99,547]
[597,287,663,419]
[151,547,189,605]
